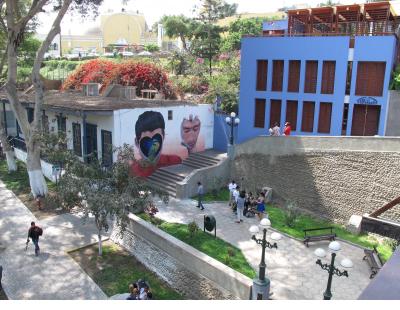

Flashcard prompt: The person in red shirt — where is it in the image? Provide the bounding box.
[131,111,182,178]
[284,122,292,136]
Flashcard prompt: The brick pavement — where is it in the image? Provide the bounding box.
[0,180,108,300]
[155,197,372,300]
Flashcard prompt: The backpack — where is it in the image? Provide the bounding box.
[33,226,43,237]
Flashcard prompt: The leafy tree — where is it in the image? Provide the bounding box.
[220,17,264,51]
[144,43,159,53]
[52,144,168,256]
[160,15,200,53]
[192,0,237,76]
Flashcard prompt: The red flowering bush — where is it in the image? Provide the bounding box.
[62,59,117,90]
[103,61,175,98]
[62,59,175,98]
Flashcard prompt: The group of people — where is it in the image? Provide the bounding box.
[126,280,153,300]
[269,122,292,136]
[228,180,267,223]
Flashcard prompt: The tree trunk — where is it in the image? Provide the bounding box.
[26,138,47,197]
[98,230,103,256]
[0,118,16,172]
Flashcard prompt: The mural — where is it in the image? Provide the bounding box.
[114,105,214,177]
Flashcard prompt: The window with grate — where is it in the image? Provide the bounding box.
[72,123,82,157]
[269,99,282,128]
[288,60,301,92]
[318,102,332,133]
[254,98,266,128]
[301,101,315,132]
[321,61,336,94]
[256,60,268,91]
[101,130,113,167]
[286,100,298,131]
[355,62,386,96]
[272,60,284,92]
[42,114,49,133]
[26,108,34,124]
[304,61,318,93]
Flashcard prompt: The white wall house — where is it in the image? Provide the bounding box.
[0,89,214,178]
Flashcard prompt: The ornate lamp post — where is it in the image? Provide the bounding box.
[314,241,354,300]
[249,218,282,300]
[225,112,240,145]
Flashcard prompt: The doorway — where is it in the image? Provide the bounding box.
[351,104,380,136]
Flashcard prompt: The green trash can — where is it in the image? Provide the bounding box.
[204,215,216,237]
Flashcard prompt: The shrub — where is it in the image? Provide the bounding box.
[144,43,160,53]
[17,67,32,82]
[62,59,118,90]
[103,61,175,99]
[204,74,238,113]
[188,221,200,238]
[283,201,300,228]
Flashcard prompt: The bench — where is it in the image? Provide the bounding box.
[303,227,336,247]
[363,246,383,279]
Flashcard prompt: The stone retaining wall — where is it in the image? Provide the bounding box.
[113,213,252,299]
[233,137,400,223]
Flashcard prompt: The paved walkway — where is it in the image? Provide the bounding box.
[0,181,108,300]
[154,197,372,300]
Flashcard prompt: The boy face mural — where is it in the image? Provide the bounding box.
[181,115,201,154]
[131,111,182,177]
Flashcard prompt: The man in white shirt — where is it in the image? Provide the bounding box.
[228,180,237,206]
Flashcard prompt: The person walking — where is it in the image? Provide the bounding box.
[236,191,246,223]
[228,180,237,206]
[27,222,43,256]
[284,122,292,136]
[197,181,204,210]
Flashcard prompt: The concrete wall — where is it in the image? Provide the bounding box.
[386,90,400,136]
[121,213,252,299]
[176,154,230,199]
[14,148,57,182]
[238,35,397,142]
[233,136,400,223]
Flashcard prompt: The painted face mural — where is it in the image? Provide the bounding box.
[132,111,182,177]
[181,115,201,154]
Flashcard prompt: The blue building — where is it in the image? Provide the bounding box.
[238,2,400,143]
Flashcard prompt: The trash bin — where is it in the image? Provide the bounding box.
[204,215,216,237]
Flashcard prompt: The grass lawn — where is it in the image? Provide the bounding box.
[267,204,394,262]
[69,240,183,300]
[192,188,230,202]
[139,213,256,279]
[0,160,60,219]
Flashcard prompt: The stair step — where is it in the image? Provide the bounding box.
[147,178,177,190]
[155,168,186,181]
[185,157,217,166]
[190,153,221,163]
[182,162,206,169]
[148,173,183,184]
[182,160,211,168]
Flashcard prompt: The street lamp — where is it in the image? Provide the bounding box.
[249,218,282,300]
[314,241,353,300]
[225,112,240,146]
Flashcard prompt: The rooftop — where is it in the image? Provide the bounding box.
[0,90,201,115]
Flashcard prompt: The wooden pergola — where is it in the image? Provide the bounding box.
[286,1,399,37]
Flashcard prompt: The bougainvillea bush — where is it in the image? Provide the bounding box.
[103,61,175,99]
[62,59,117,91]
[62,59,176,99]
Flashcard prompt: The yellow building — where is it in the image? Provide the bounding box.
[60,10,154,55]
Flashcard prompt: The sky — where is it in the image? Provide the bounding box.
[37,0,366,35]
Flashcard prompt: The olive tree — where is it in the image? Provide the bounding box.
[52,145,168,256]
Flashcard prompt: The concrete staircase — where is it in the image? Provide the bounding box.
[147,150,225,197]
